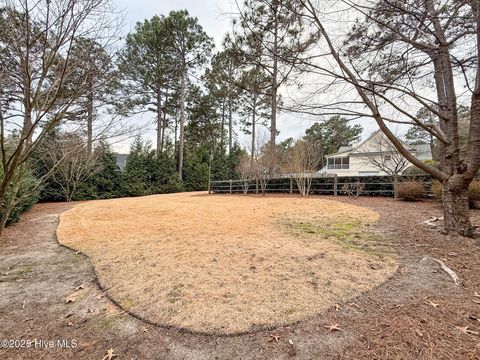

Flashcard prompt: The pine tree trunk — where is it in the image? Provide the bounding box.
[161,109,167,152]
[178,69,186,180]
[251,95,256,161]
[442,176,473,237]
[228,98,233,154]
[156,89,162,156]
[220,100,225,146]
[174,109,178,156]
[87,75,93,154]
[271,12,278,148]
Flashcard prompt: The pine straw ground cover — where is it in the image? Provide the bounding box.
[57,192,398,334]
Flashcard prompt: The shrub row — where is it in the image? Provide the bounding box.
[397,179,480,208]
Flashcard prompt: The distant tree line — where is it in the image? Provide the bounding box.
[33,135,241,203]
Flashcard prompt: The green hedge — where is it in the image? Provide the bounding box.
[0,167,40,226]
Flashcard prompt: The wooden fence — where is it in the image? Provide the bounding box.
[209,174,432,197]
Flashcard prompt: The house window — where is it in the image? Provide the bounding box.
[384,155,392,161]
[328,157,350,170]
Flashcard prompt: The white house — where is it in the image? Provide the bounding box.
[320,130,432,176]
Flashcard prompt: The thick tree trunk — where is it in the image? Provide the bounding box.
[0,170,23,235]
[0,212,8,237]
[442,176,473,237]
[0,197,13,236]
[178,69,186,180]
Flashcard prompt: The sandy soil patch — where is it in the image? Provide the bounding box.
[57,192,397,334]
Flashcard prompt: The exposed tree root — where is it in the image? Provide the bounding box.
[433,258,460,286]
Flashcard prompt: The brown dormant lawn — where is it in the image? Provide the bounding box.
[57,192,397,334]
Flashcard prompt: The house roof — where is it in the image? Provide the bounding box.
[325,130,430,159]
[325,130,381,157]
[337,145,353,153]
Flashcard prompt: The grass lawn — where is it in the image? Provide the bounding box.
[57,192,397,334]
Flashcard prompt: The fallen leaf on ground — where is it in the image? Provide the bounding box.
[349,303,360,309]
[74,284,85,291]
[67,322,74,326]
[415,329,423,337]
[80,340,98,351]
[474,292,480,298]
[425,301,440,308]
[334,304,341,311]
[324,323,343,332]
[141,327,149,333]
[65,294,76,304]
[456,326,479,335]
[268,335,280,343]
[101,348,117,360]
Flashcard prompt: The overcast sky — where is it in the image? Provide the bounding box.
[114,0,233,48]
[110,0,380,153]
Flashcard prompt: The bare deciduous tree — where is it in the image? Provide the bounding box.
[0,0,120,235]
[40,133,101,202]
[282,139,321,196]
[342,182,365,198]
[363,132,411,198]
[252,137,278,195]
[236,154,255,195]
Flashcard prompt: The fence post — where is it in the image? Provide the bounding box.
[208,179,211,194]
[334,175,338,197]
[229,180,233,195]
[289,177,293,194]
[256,179,259,194]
